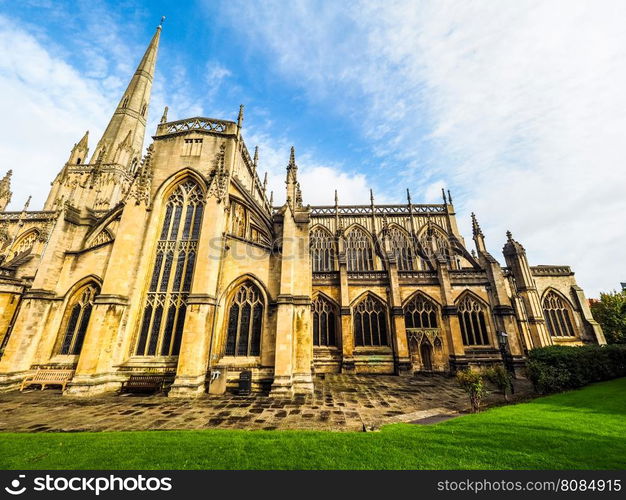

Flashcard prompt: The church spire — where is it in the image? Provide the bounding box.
[90,22,162,169]
[285,146,300,208]
[471,212,487,255]
[0,170,13,211]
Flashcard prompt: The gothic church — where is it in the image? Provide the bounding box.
[0,25,605,396]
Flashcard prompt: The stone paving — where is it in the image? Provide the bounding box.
[0,374,534,433]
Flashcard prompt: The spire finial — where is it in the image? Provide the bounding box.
[447,189,453,204]
[159,16,166,28]
[406,188,412,205]
[23,195,31,212]
[288,146,296,168]
[237,104,244,128]
[334,189,338,206]
[263,172,268,191]
[160,106,168,124]
[506,230,513,241]
[441,187,447,204]
[253,146,259,169]
[269,190,274,206]
[471,212,483,237]
[370,188,374,205]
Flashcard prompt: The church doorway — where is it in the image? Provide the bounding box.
[420,342,433,372]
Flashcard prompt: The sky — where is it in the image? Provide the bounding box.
[0,0,624,296]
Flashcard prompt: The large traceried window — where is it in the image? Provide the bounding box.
[225,281,264,356]
[354,295,389,346]
[389,226,415,271]
[136,180,204,357]
[59,283,99,355]
[346,227,374,271]
[543,291,576,337]
[310,226,335,272]
[404,293,438,329]
[312,295,337,346]
[457,294,490,346]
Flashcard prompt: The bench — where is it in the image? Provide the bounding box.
[20,369,74,392]
[119,374,168,394]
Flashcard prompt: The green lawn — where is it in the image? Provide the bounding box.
[2,378,626,470]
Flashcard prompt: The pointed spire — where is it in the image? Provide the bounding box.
[160,106,169,124]
[441,187,447,204]
[506,230,513,240]
[471,212,487,255]
[447,189,453,204]
[0,170,12,211]
[406,188,412,205]
[269,190,274,206]
[334,189,339,206]
[68,131,89,165]
[288,146,297,170]
[90,22,162,169]
[253,146,259,170]
[263,172,268,192]
[471,212,483,237]
[237,104,245,129]
[22,195,31,213]
[370,188,375,205]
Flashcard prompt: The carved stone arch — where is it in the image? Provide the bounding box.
[8,228,40,260]
[312,289,340,309]
[219,273,272,308]
[344,224,375,271]
[541,288,578,338]
[155,168,209,204]
[455,290,493,346]
[83,204,123,249]
[352,292,390,347]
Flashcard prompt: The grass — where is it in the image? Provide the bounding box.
[1,378,626,470]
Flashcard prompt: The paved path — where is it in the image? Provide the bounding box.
[0,374,533,432]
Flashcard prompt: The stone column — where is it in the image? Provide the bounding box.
[387,265,410,375]
[337,242,354,373]
[437,263,466,371]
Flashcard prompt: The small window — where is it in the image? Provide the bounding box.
[182,138,203,156]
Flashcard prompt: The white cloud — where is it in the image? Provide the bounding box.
[222,0,626,295]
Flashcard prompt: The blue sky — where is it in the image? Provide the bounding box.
[1,0,625,295]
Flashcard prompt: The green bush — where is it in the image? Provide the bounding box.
[485,365,513,401]
[527,344,626,394]
[456,369,486,413]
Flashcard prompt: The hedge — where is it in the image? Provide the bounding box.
[526,344,626,394]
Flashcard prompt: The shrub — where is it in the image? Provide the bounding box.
[456,369,486,413]
[527,344,626,394]
[485,365,513,401]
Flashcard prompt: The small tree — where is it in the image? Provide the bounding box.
[485,365,513,401]
[590,290,626,344]
[456,369,486,413]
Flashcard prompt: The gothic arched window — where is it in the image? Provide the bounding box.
[404,293,438,328]
[419,226,455,268]
[543,291,576,337]
[136,180,205,356]
[310,226,335,272]
[354,295,388,346]
[59,283,99,355]
[225,281,264,356]
[457,294,490,346]
[312,295,337,346]
[389,226,415,271]
[346,227,374,271]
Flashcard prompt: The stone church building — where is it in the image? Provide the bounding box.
[0,26,605,397]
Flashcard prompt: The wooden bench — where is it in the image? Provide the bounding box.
[20,369,74,392]
[119,374,167,394]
